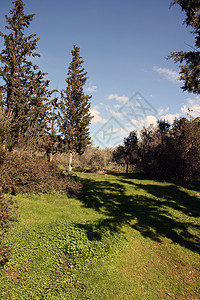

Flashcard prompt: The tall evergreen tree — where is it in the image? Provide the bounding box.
[58,45,93,172]
[0,0,52,150]
[169,0,200,94]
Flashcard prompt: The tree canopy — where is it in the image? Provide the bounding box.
[169,0,200,94]
[0,0,53,150]
[58,45,93,171]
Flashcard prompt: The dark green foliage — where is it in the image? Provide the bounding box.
[0,173,199,298]
[58,45,93,171]
[172,117,200,181]
[169,0,200,93]
[114,117,200,181]
[113,131,138,173]
[0,0,53,150]
[0,194,13,236]
[139,120,174,178]
[139,118,200,181]
[0,194,14,264]
[0,148,82,194]
[0,218,124,298]
[113,145,127,168]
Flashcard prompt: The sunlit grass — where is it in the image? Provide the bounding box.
[0,172,200,299]
[14,192,102,226]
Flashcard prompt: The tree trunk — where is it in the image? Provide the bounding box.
[49,152,53,163]
[126,162,129,174]
[2,140,6,151]
[69,151,72,172]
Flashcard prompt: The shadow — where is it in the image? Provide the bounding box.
[78,174,200,253]
[120,180,200,218]
[75,224,102,241]
[108,171,200,189]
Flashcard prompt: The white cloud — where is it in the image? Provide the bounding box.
[129,116,158,130]
[157,107,169,116]
[186,95,200,105]
[145,115,158,127]
[90,107,107,124]
[187,99,196,105]
[154,95,199,125]
[184,95,200,117]
[106,93,129,103]
[181,104,200,117]
[180,105,189,115]
[160,113,180,123]
[114,104,120,109]
[130,119,140,126]
[105,105,127,118]
[105,127,128,134]
[86,85,97,93]
[153,66,179,82]
[189,104,200,117]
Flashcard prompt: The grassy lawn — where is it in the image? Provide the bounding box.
[0,172,200,299]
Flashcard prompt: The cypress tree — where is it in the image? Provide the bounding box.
[0,0,52,150]
[58,45,93,172]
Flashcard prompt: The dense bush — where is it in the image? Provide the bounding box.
[0,148,82,194]
[139,118,200,181]
[113,117,200,182]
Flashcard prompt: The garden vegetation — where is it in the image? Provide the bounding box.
[0,0,200,298]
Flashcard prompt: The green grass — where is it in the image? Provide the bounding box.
[0,172,200,299]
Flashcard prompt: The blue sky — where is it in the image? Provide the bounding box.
[1,0,200,148]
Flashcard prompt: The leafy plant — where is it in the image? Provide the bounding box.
[0,173,199,299]
[0,194,15,264]
[0,149,82,194]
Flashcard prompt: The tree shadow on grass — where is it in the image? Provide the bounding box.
[79,174,200,254]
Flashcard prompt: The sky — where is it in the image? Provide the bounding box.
[0,0,200,148]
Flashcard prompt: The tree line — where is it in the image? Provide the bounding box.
[113,117,200,182]
[0,0,92,172]
[113,0,200,182]
[0,0,199,180]
[0,0,199,264]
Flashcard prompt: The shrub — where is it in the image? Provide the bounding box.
[0,148,82,194]
[138,118,200,182]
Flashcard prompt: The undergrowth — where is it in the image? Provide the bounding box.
[0,172,199,299]
[0,194,17,265]
[0,147,82,194]
[0,219,125,299]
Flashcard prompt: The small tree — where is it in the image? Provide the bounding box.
[58,45,93,172]
[0,0,53,150]
[113,145,127,171]
[113,131,138,173]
